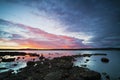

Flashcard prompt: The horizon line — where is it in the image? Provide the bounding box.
[0,48,120,50]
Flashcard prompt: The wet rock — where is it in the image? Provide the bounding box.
[39,54,45,60]
[101,57,109,63]
[12,64,17,66]
[81,64,87,67]
[84,59,89,63]
[86,59,89,62]
[0,67,8,70]
[16,57,20,60]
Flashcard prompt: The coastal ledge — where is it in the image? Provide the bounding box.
[0,56,101,80]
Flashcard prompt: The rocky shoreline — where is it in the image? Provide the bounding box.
[0,54,102,80]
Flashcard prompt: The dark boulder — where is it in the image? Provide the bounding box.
[101,57,109,63]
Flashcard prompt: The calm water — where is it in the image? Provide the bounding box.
[0,50,120,80]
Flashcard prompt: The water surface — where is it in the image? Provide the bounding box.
[0,50,120,80]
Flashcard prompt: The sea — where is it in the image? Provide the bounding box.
[0,50,120,80]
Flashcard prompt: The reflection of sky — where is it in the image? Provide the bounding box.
[0,0,120,49]
[74,50,120,80]
[0,62,26,73]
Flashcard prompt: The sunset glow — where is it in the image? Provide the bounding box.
[0,0,120,49]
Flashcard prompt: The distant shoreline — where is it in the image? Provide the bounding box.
[0,48,120,51]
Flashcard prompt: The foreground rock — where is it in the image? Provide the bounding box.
[0,56,101,80]
[44,71,62,80]
[0,70,13,79]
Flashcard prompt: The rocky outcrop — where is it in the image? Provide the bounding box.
[0,56,101,80]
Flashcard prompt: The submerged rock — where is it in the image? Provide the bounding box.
[0,67,8,70]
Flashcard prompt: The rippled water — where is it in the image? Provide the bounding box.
[0,50,120,80]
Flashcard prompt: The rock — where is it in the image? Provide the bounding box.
[101,57,109,63]
[39,54,45,60]
[17,57,20,60]
[0,70,13,79]
[58,61,73,69]
[12,64,17,66]
[118,77,120,80]
[80,71,101,80]
[22,57,25,59]
[69,67,101,80]
[105,75,110,80]
[2,58,15,62]
[0,67,8,70]
[27,61,35,66]
[81,64,87,67]
[86,59,89,62]
[44,71,62,80]
[102,72,107,75]
[62,72,70,78]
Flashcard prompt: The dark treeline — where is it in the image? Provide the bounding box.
[0,48,120,51]
[0,52,39,57]
[0,52,26,56]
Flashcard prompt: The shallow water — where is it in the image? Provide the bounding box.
[0,50,120,80]
[74,50,120,80]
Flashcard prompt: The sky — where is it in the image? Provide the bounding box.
[0,0,120,49]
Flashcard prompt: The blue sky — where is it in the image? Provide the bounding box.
[0,0,120,49]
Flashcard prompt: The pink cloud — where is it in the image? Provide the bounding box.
[0,19,89,49]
